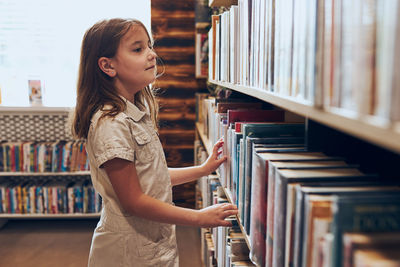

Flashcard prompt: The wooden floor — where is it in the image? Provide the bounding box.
[0,219,202,267]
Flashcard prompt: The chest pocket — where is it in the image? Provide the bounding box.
[134,132,156,162]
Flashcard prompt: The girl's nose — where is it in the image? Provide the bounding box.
[148,49,157,60]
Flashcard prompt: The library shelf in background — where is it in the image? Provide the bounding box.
[0,107,101,227]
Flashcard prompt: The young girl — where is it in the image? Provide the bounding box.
[71,18,238,267]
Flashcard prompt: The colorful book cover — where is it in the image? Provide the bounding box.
[272,167,376,267]
[263,152,342,267]
[293,182,400,267]
[343,232,400,267]
[240,122,305,234]
[331,194,400,267]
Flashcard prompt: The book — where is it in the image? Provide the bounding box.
[272,167,376,267]
[263,152,344,267]
[244,145,306,235]
[353,247,400,266]
[293,183,400,267]
[343,232,400,267]
[249,146,314,266]
[240,122,305,233]
[211,15,220,80]
[331,193,400,267]
[303,194,332,267]
[225,109,286,204]
[217,102,263,113]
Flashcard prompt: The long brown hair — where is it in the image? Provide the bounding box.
[71,18,159,139]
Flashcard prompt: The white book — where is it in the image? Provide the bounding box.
[230,6,239,84]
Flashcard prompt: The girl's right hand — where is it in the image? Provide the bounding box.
[196,203,238,228]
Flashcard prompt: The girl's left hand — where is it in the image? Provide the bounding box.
[201,137,227,175]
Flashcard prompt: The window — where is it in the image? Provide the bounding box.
[0,0,151,107]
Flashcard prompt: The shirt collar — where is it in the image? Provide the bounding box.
[120,95,146,122]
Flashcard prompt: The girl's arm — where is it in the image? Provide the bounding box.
[169,138,226,186]
[103,157,237,227]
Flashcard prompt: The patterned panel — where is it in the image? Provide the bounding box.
[0,112,73,142]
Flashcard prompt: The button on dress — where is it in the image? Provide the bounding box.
[85,99,179,267]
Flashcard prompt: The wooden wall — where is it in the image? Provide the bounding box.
[151,0,206,208]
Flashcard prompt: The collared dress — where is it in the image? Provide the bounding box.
[85,100,179,267]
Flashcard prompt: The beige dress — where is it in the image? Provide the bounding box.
[85,99,179,267]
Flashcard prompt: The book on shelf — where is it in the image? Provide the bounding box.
[211,14,220,81]
[232,135,303,209]
[195,93,209,125]
[352,247,400,266]
[303,185,400,267]
[196,31,209,78]
[244,142,306,240]
[0,140,89,174]
[217,102,263,113]
[258,152,345,267]
[301,194,332,267]
[331,193,400,267]
[208,0,400,125]
[229,5,239,84]
[224,109,286,202]
[251,149,334,266]
[0,177,100,215]
[272,167,377,267]
[343,232,400,267]
[293,182,400,267]
[240,122,305,233]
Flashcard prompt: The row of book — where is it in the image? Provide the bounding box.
[208,0,400,124]
[195,95,400,267]
[0,179,101,214]
[0,140,90,173]
[197,167,256,267]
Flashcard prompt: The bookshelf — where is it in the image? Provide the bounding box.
[197,1,400,266]
[209,80,400,155]
[0,107,100,226]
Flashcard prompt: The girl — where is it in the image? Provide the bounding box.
[71,18,238,267]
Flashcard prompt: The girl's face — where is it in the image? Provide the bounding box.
[111,25,157,99]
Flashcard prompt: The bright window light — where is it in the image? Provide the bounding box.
[0,0,151,107]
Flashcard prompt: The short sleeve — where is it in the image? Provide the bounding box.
[88,116,135,168]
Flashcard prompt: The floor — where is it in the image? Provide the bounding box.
[0,219,202,267]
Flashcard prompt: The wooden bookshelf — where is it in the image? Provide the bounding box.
[209,79,400,155]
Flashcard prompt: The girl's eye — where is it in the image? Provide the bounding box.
[133,48,142,52]
[148,41,154,50]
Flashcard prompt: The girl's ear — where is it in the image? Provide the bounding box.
[98,57,116,77]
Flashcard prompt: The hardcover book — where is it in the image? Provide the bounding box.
[331,193,400,267]
[249,151,340,267]
[272,167,376,267]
